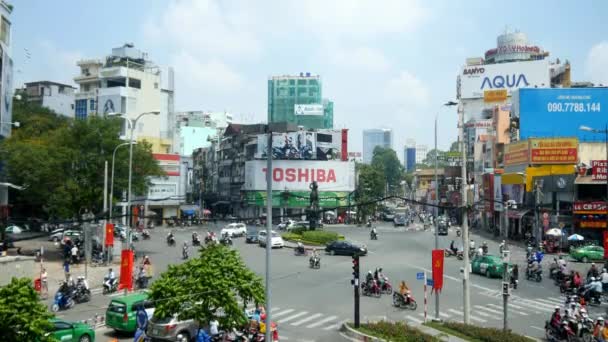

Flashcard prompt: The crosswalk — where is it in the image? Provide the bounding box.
[403,293,567,326]
[240,303,346,331]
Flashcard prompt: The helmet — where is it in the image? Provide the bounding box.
[599,317,605,322]
[581,308,587,314]
[592,263,596,266]
[368,271,373,275]
[554,306,560,310]
[591,277,596,281]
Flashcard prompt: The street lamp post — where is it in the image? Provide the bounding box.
[109,142,136,222]
[580,124,608,232]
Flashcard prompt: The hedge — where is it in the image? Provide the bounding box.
[351,321,440,342]
[426,322,534,342]
[282,231,344,246]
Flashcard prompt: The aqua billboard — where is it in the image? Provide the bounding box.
[517,88,608,141]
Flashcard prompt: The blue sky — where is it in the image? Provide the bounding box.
[11,0,608,158]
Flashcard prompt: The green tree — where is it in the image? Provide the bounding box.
[149,244,265,331]
[355,164,386,222]
[0,278,54,342]
[449,141,460,152]
[422,148,448,168]
[1,100,164,219]
[371,146,403,193]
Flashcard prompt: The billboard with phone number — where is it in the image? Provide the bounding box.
[517,88,608,141]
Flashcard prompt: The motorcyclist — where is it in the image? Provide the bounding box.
[550,306,561,330]
[370,227,377,239]
[296,242,305,255]
[593,317,604,340]
[365,271,374,287]
[573,271,583,290]
[182,242,189,258]
[583,277,602,301]
[104,268,116,289]
[167,231,174,243]
[601,268,608,292]
[469,239,475,251]
[449,240,458,255]
[588,263,600,280]
[376,268,385,288]
[481,241,488,255]
[510,264,519,289]
[527,259,541,277]
[476,245,484,257]
[499,240,506,255]
[142,255,151,266]
[192,232,199,243]
[399,280,411,304]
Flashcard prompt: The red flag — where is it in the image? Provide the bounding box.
[603,231,608,259]
[118,249,134,291]
[105,223,114,247]
[432,249,444,292]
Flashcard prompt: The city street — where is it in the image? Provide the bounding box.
[42,220,607,341]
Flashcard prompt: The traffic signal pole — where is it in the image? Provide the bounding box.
[352,255,360,328]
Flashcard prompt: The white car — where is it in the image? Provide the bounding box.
[5,225,25,234]
[48,229,65,242]
[258,230,284,248]
[220,223,247,237]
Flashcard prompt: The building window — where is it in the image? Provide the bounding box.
[0,16,10,45]
[128,78,141,89]
[89,99,96,111]
[154,82,159,89]
[83,84,90,92]
[289,79,295,86]
[75,99,88,120]
[289,87,295,96]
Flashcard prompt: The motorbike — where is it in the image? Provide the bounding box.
[147,221,155,229]
[220,235,233,246]
[51,290,75,312]
[361,280,381,298]
[192,236,201,246]
[456,228,461,237]
[205,235,216,245]
[392,292,417,310]
[294,247,306,256]
[102,277,118,294]
[545,321,575,342]
[142,230,151,240]
[526,267,542,282]
[366,221,372,228]
[135,275,148,289]
[166,234,176,246]
[309,256,321,269]
[73,276,91,303]
[380,277,393,294]
[182,247,189,260]
[578,287,601,305]
[370,231,378,240]
[131,232,139,242]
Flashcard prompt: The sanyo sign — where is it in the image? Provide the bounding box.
[459,59,549,99]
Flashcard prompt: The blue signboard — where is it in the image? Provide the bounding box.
[518,88,608,141]
[416,272,424,280]
[426,279,434,286]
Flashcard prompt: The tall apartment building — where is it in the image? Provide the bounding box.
[0,1,12,210]
[23,81,75,117]
[415,144,428,164]
[362,128,393,164]
[268,73,333,129]
[74,43,175,153]
[174,111,232,156]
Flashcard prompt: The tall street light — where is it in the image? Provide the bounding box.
[433,100,458,321]
[109,141,137,221]
[580,124,608,232]
[110,111,160,246]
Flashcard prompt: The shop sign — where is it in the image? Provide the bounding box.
[504,140,529,166]
[592,160,608,181]
[484,89,508,103]
[529,138,578,164]
[573,201,607,214]
[580,221,607,229]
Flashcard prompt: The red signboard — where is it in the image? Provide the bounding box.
[603,231,608,259]
[592,160,608,181]
[105,223,114,247]
[573,201,608,214]
[341,129,348,161]
[119,249,134,291]
[431,249,444,292]
[483,174,494,215]
[153,153,181,176]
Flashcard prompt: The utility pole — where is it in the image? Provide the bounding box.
[352,255,360,328]
[433,114,440,321]
[502,248,510,331]
[264,130,273,342]
[103,161,108,263]
[459,102,471,324]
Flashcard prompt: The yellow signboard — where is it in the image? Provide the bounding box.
[484,89,508,103]
[529,138,578,164]
[504,140,529,166]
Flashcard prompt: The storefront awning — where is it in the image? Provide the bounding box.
[502,173,526,185]
[575,175,604,185]
[508,209,531,220]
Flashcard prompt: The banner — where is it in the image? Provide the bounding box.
[529,138,578,164]
[592,160,608,181]
[431,249,444,292]
[604,231,608,259]
[119,249,134,291]
[256,132,317,160]
[504,140,529,166]
[105,223,114,247]
[573,201,608,214]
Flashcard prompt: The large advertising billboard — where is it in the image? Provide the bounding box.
[517,88,608,141]
[504,140,529,166]
[153,153,180,176]
[243,160,355,192]
[459,59,549,99]
[256,132,316,160]
[529,138,578,165]
[294,104,323,116]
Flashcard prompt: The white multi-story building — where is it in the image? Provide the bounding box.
[174,111,232,156]
[74,43,175,154]
[0,1,12,209]
[23,81,75,117]
[415,144,428,164]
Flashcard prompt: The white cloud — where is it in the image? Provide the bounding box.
[385,70,430,109]
[170,51,244,93]
[290,0,428,39]
[327,46,390,72]
[144,0,262,58]
[586,41,608,85]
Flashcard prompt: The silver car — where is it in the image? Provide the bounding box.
[146,314,198,342]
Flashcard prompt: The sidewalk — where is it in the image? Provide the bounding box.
[40,258,112,299]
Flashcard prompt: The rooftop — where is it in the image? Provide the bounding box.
[25,80,76,89]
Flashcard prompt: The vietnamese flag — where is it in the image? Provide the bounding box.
[105,223,114,247]
[432,249,444,292]
[119,249,134,291]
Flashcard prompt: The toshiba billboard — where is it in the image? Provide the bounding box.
[243,160,355,191]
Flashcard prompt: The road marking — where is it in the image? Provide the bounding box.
[473,310,501,320]
[406,315,424,324]
[548,296,565,302]
[271,309,295,318]
[278,311,309,323]
[447,309,486,323]
[323,319,347,331]
[475,305,503,315]
[439,312,451,318]
[291,313,323,326]
[531,326,545,332]
[487,303,528,316]
[306,315,338,328]
[507,303,540,314]
[510,300,552,313]
[448,309,463,316]
[514,298,555,311]
[536,298,562,305]
[270,307,281,312]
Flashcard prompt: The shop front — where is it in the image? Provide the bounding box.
[501,173,528,239]
[573,201,607,244]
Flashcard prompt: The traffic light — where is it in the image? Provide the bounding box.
[352,255,360,279]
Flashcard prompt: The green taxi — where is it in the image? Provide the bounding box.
[570,245,604,263]
[105,292,154,333]
[471,255,511,278]
[49,318,95,342]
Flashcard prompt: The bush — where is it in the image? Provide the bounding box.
[431,322,533,342]
[290,227,308,235]
[281,233,301,242]
[301,231,342,245]
[353,321,440,342]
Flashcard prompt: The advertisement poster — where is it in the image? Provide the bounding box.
[592,160,608,181]
[315,131,343,161]
[494,175,503,211]
[153,153,181,176]
[501,184,524,204]
[459,59,549,99]
[243,160,355,191]
[256,132,316,160]
[517,88,608,140]
[529,138,578,164]
[0,50,12,138]
[504,140,530,166]
[244,190,350,208]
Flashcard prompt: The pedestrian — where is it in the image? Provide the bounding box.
[63,259,70,282]
[71,244,79,264]
[511,265,519,289]
[41,267,48,297]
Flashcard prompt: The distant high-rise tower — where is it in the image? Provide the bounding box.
[363,129,393,164]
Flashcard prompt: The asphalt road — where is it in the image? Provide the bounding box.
[48,221,608,341]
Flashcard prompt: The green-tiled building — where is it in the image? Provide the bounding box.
[268,73,333,129]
